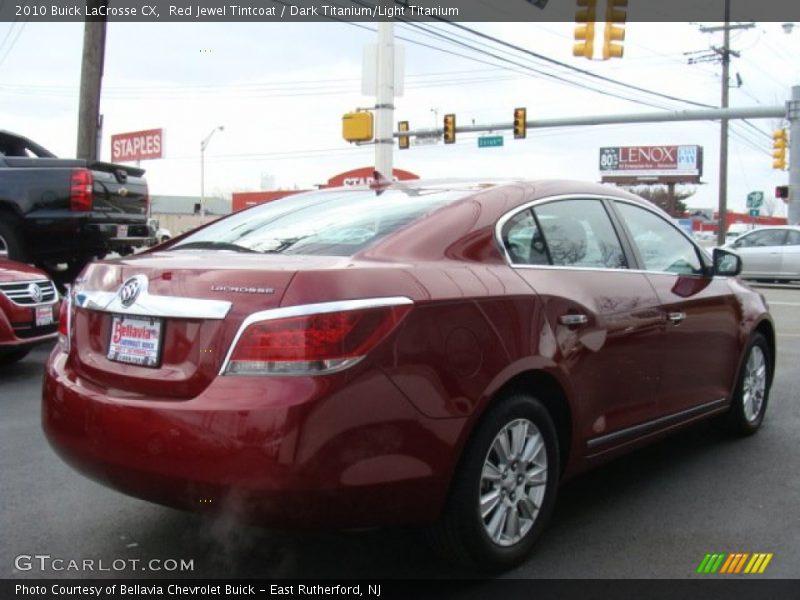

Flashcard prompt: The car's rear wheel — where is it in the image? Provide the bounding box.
[0,349,31,366]
[723,332,771,436]
[429,392,559,570]
[0,218,29,263]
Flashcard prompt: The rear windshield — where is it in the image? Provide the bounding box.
[169,187,470,256]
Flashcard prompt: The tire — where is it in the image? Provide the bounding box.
[0,348,31,366]
[0,218,29,263]
[429,393,560,571]
[723,332,772,436]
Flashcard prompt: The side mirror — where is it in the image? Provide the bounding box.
[712,247,742,277]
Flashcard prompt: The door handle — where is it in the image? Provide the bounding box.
[559,314,589,326]
[667,311,686,325]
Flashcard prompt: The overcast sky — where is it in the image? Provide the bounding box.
[1,20,798,214]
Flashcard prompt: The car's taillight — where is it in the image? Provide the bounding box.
[223,298,413,375]
[57,293,71,352]
[70,168,93,211]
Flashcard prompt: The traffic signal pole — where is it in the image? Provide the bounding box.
[374,22,395,182]
[398,105,785,139]
[789,85,800,225]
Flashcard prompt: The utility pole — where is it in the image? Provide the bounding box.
[717,1,731,246]
[374,22,394,181]
[689,11,754,244]
[76,2,107,161]
[789,85,800,224]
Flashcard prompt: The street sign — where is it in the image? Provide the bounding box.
[478,135,504,148]
[746,191,764,208]
[749,209,760,217]
[413,135,439,146]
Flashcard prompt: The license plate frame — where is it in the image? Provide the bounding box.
[107,314,163,368]
[35,305,53,327]
[116,224,128,238]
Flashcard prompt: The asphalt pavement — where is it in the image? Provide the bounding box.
[2,284,799,580]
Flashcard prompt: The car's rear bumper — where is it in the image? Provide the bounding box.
[42,348,461,528]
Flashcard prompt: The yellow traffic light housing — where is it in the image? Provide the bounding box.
[602,0,626,60]
[514,108,527,139]
[443,114,456,144]
[772,128,787,170]
[573,0,597,59]
[573,23,595,59]
[342,111,374,142]
[398,121,410,150]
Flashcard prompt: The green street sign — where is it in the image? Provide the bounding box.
[749,209,760,217]
[746,191,764,208]
[478,135,504,148]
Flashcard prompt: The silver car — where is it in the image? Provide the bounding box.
[724,225,800,282]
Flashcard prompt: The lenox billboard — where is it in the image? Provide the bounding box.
[599,145,702,177]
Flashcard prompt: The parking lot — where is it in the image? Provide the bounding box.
[2,283,799,580]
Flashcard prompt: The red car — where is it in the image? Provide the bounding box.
[43,180,774,569]
[0,258,59,365]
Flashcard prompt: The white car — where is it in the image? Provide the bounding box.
[723,225,800,282]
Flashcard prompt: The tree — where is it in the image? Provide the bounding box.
[625,185,697,217]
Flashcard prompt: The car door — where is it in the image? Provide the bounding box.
[500,197,665,452]
[731,229,789,279]
[612,200,741,416]
[780,229,800,280]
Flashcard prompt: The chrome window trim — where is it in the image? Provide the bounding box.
[219,296,414,376]
[494,193,629,269]
[510,262,728,280]
[74,287,232,320]
[495,193,714,278]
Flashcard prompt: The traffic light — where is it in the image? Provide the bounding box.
[772,128,787,170]
[573,0,596,59]
[514,108,527,139]
[342,111,373,142]
[775,185,789,199]
[443,114,456,144]
[398,121,410,150]
[602,0,626,60]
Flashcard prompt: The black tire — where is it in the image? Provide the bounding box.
[428,393,560,571]
[0,217,29,263]
[723,332,772,436]
[0,348,31,366]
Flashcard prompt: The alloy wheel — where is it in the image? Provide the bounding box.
[742,345,767,423]
[479,418,548,547]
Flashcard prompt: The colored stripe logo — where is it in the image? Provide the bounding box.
[697,553,773,574]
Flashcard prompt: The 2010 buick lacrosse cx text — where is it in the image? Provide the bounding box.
[42,179,774,570]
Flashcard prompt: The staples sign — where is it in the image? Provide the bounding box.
[111,128,163,162]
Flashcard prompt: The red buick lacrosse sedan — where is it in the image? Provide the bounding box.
[43,180,774,569]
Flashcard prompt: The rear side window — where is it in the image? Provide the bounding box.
[532,199,627,269]
[734,229,788,248]
[786,230,800,246]
[170,188,469,256]
[501,209,549,265]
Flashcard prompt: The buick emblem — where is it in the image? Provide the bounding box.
[27,283,42,303]
[118,276,144,307]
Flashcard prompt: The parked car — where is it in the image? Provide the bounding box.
[146,218,172,246]
[43,180,774,570]
[0,258,59,365]
[723,225,800,282]
[0,129,152,284]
